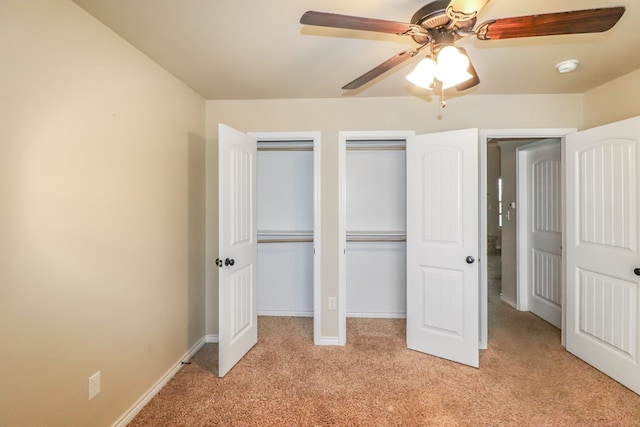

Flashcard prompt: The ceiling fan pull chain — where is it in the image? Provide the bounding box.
[440,85,447,109]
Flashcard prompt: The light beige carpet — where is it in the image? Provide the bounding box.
[130,261,640,426]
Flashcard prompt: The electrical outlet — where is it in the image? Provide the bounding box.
[328,297,337,311]
[88,371,101,400]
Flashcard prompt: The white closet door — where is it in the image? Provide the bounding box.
[406,128,479,368]
[566,116,640,394]
[218,124,258,378]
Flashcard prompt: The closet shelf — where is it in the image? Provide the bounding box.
[346,140,406,151]
[346,231,406,242]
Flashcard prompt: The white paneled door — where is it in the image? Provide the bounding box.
[566,116,640,394]
[527,142,562,327]
[406,129,479,368]
[218,124,258,377]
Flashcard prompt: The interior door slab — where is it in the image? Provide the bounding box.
[406,128,480,368]
[218,123,258,377]
[566,116,640,394]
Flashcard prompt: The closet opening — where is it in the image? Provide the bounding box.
[338,131,415,345]
[252,132,321,342]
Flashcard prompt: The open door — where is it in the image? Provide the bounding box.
[406,128,479,367]
[523,141,562,328]
[566,116,640,394]
[218,124,258,377]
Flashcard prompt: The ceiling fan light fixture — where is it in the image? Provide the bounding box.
[406,57,437,89]
[407,45,473,90]
[435,46,471,85]
[555,59,579,74]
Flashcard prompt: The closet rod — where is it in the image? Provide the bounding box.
[258,238,314,244]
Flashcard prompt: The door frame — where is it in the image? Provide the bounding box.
[479,129,575,349]
[249,131,322,344]
[338,130,415,345]
[516,139,562,317]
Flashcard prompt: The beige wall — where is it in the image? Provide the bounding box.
[205,94,583,338]
[584,69,640,129]
[0,1,205,426]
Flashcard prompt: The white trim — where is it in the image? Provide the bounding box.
[205,334,219,343]
[338,130,415,347]
[516,145,529,312]
[112,337,206,427]
[258,310,313,317]
[479,134,488,349]
[347,312,406,319]
[313,134,322,346]
[249,131,322,345]
[500,295,518,309]
[315,336,342,346]
[479,128,575,350]
[338,134,347,346]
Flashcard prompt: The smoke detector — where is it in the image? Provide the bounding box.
[555,59,579,74]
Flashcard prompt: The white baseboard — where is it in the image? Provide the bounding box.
[205,334,219,343]
[346,312,406,319]
[314,336,343,346]
[112,336,207,427]
[500,295,518,309]
[257,310,313,317]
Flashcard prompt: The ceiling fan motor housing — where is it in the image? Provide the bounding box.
[410,0,476,45]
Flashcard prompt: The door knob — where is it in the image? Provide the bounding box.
[466,256,475,264]
[225,258,235,267]
[215,258,223,268]
[634,268,640,276]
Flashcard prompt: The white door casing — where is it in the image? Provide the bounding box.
[406,128,479,368]
[523,142,562,327]
[566,116,640,394]
[218,124,258,377]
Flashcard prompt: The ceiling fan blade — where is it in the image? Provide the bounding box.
[475,6,625,40]
[343,50,417,90]
[447,0,491,21]
[456,48,480,91]
[300,11,423,36]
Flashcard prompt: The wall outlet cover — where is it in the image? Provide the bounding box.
[88,371,101,400]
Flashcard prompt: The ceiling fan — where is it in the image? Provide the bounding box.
[299,0,625,92]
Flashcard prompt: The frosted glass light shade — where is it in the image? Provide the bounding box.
[435,46,469,80]
[406,57,437,89]
[435,46,472,89]
[406,46,473,90]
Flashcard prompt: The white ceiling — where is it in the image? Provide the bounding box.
[72,0,640,100]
